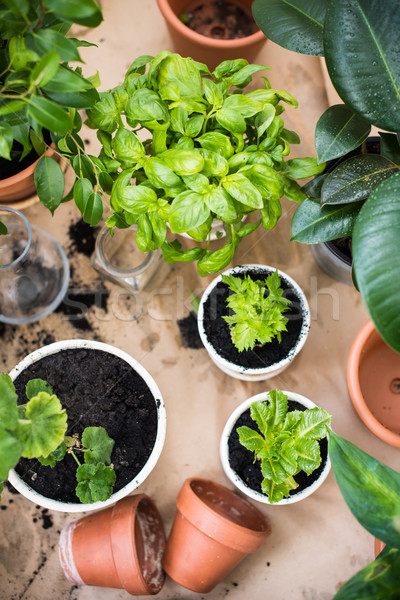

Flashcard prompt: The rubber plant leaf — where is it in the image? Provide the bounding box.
[324,0,400,131]
[352,172,400,352]
[21,392,67,459]
[329,431,400,548]
[291,198,362,243]
[252,0,329,56]
[315,105,371,163]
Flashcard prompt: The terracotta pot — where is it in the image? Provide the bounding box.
[220,392,331,505]
[374,538,386,558]
[156,0,267,70]
[0,145,57,204]
[197,264,311,381]
[8,339,167,512]
[347,320,400,448]
[162,477,270,593]
[59,494,166,595]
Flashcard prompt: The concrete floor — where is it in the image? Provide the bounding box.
[1,1,399,599]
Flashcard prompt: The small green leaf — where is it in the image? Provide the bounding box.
[35,156,65,215]
[0,373,18,431]
[162,149,204,176]
[222,174,263,209]
[81,426,114,465]
[26,379,52,400]
[197,243,235,276]
[294,437,321,475]
[76,463,116,503]
[22,392,67,459]
[281,157,326,179]
[0,122,13,160]
[117,185,158,213]
[261,477,297,504]
[38,441,67,467]
[294,407,331,440]
[168,191,210,233]
[161,240,205,264]
[0,425,21,480]
[204,188,237,222]
[237,426,266,454]
[0,222,7,235]
[197,132,234,160]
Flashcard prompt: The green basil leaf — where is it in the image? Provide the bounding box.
[184,115,204,137]
[111,127,144,164]
[136,214,153,251]
[216,108,246,134]
[239,164,284,201]
[198,149,229,177]
[283,178,307,203]
[197,243,235,276]
[229,64,269,86]
[144,157,183,192]
[157,54,203,102]
[280,157,326,179]
[125,88,169,125]
[161,240,205,264]
[291,197,362,243]
[87,93,118,133]
[35,156,65,214]
[315,105,371,163]
[223,94,262,118]
[204,187,237,222]
[182,173,211,193]
[168,191,210,233]
[117,185,158,213]
[161,149,204,176]
[202,78,223,107]
[222,173,263,209]
[149,212,167,247]
[170,107,187,134]
[213,59,248,79]
[321,155,399,205]
[236,219,261,238]
[255,104,276,138]
[261,199,282,229]
[186,214,213,241]
[280,128,301,144]
[196,132,234,159]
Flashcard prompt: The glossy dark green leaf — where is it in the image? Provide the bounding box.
[252,0,329,56]
[353,172,400,351]
[303,174,328,199]
[45,88,99,110]
[43,66,93,92]
[72,154,96,185]
[44,0,103,27]
[33,30,81,61]
[0,122,13,160]
[315,105,371,163]
[333,547,400,600]
[325,0,400,131]
[329,431,400,548]
[0,222,7,235]
[27,96,72,135]
[291,198,362,243]
[321,155,399,205]
[379,132,400,165]
[34,156,65,214]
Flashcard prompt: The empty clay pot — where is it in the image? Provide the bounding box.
[347,320,400,448]
[156,0,267,70]
[162,477,271,593]
[59,495,166,595]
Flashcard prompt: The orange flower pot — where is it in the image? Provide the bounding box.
[374,538,386,558]
[59,495,166,595]
[162,477,271,593]
[347,320,400,448]
[0,146,57,204]
[156,0,267,70]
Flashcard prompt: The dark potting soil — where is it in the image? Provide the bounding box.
[182,0,257,39]
[202,268,305,370]
[68,219,100,257]
[55,285,110,332]
[228,400,328,498]
[177,311,203,349]
[13,348,159,504]
[329,236,352,262]
[0,129,52,180]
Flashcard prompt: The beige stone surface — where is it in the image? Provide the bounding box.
[1,2,399,599]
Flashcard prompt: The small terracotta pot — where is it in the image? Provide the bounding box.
[156,0,267,70]
[59,494,166,595]
[162,477,270,593]
[347,320,400,448]
[374,538,386,558]
[0,145,57,204]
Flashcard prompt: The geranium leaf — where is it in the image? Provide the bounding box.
[22,392,67,459]
[81,426,114,465]
[76,463,116,503]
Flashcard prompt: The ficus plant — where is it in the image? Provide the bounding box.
[0,0,102,216]
[237,389,331,503]
[329,431,400,599]
[42,50,324,276]
[252,0,400,352]
[222,270,290,351]
[0,373,116,504]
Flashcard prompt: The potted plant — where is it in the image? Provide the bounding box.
[156,0,267,70]
[328,430,400,598]
[59,494,166,595]
[162,477,271,593]
[252,0,400,353]
[1,339,166,512]
[197,264,310,380]
[35,50,324,276]
[347,319,400,448]
[220,389,331,504]
[0,0,102,204]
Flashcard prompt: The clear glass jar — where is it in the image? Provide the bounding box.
[0,207,70,324]
[91,224,162,292]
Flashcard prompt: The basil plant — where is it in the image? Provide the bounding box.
[68,51,323,276]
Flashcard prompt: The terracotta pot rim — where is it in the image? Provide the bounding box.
[197,264,311,379]
[347,319,400,448]
[220,391,331,505]
[177,477,271,553]
[156,0,265,50]
[0,145,55,190]
[8,339,167,512]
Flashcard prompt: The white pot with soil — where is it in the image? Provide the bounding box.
[197,264,310,381]
[8,339,167,513]
[220,391,331,505]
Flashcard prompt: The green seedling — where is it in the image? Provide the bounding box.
[0,374,115,503]
[222,270,290,351]
[238,390,331,503]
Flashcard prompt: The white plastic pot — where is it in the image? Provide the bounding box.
[220,391,331,505]
[197,265,311,381]
[8,339,167,513]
